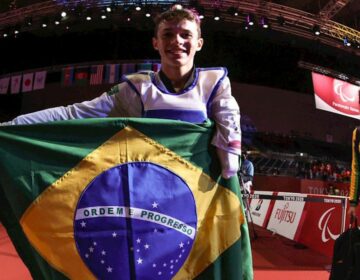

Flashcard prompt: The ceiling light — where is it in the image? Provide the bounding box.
[25,17,32,26]
[343,37,351,47]
[214,9,220,21]
[227,7,238,17]
[246,14,255,26]
[260,16,269,28]
[313,25,320,36]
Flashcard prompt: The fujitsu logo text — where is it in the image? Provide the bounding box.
[274,202,296,224]
[318,207,340,243]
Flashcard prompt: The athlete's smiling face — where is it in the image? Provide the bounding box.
[152,19,203,71]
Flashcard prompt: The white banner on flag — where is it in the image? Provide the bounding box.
[0,77,10,94]
[33,71,47,90]
[11,75,22,94]
[22,73,34,93]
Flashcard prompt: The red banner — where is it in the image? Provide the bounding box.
[312,72,360,119]
[295,194,345,257]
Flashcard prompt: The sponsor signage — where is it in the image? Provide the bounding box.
[249,191,274,227]
[267,192,307,240]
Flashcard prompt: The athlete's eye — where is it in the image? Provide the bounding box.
[161,32,173,39]
[181,33,193,39]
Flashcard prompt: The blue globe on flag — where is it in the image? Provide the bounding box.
[74,162,197,279]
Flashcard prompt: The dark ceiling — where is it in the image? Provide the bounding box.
[2,0,359,28]
[274,0,360,29]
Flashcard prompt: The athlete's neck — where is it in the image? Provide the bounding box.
[161,65,194,92]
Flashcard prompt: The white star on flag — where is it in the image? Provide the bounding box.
[89,247,94,252]
[144,244,150,249]
[101,250,106,256]
[112,232,117,237]
[152,202,158,208]
[136,238,141,243]
[107,266,113,273]
[80,221,86,227]
[137,258,143,264]
[179,242,184,248]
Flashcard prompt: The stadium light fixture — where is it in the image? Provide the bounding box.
[25,17,32,26]
[213,9,220,21]
[343,37,351,47]
[260,16,269,28]
[246,14,255,26]
[313,25,320,36]
[227,7,238,17]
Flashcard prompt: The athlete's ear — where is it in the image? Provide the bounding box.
[196,38,204,51]
[152,37,158,50]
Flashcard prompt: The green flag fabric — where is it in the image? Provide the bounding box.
[0,118,253,280]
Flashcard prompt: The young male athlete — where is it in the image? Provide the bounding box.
[1,5,241,179]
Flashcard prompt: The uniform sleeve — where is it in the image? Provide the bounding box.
[0,82,143,126]
[209,76,241,155]
[350,127,360,206]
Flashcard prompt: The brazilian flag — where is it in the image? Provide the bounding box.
[0,118,253,280]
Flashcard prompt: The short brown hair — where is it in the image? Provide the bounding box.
[153,5,201,37]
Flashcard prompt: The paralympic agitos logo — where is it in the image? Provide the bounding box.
[318,207,341,243]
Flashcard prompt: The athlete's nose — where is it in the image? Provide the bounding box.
[171,34,184,45]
